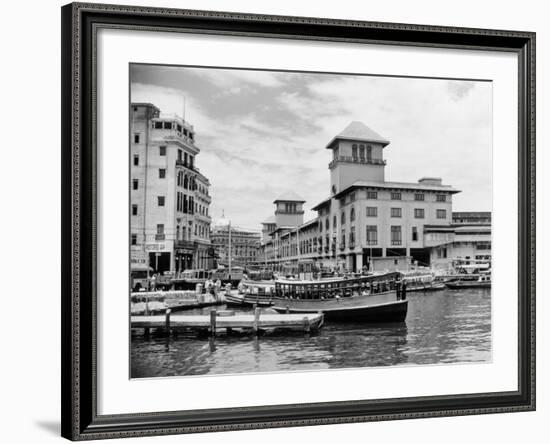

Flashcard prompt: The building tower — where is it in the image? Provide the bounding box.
[273,191,305,228]
[326,121,390,196]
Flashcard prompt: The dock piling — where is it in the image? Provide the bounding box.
[210,310,217,336]
[253,307,261,335]
[165,308,171,336]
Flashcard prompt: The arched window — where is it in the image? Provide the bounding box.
[325,217,329,230]
[367,145,372,161]
[333,215,337,229]
[352,144,358,159]
[350,207,355,222]
[183,175,189,189]
[341,211,346,225]
[359,144,365,159]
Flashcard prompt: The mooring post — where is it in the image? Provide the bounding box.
[165,308,171,336]
[253,307,261,335]
[303,316,310,333]
[210,309,217,337]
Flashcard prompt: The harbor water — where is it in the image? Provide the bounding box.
[131,287,491,378]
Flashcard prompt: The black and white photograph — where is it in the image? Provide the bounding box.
[129,64,492,378]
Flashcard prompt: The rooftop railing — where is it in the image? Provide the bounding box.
[329,156,386,169]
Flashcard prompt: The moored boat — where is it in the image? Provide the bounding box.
[239,280,276,306]
[271,272,407,322]
[446,274,491,289]
[401,270,446,292]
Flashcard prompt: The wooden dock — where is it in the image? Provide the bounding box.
[131,308,324,337]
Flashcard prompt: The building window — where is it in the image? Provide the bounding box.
[391,207,402,218]
[350,226,356,246]
[156,224,164,240]
[367,190,378,200]
[154,121,163,129]
[159,145,166,156]
[366,145,372,161]
[414,193,424,201]
[158,196,165,207]
[131,234,137,246]
[133,155,139,166]
[178,149,182,162]
[350,207,355,222]
[391,226,402,245]
[341,211,346,225]
[177,124,182,133]
[359,144,365,159]
[391,191,402,200]
[333,215,337,229]
[366,225,377,245]
[366,206,377,217]
[414,208,425,219]
[436,194,447,202]
[159,168,166,179]
[184,175,189,189]
[350,192,356,202]
[132,205,138,216]
[352,144,358,158]
[437,209,447,219]
[189,156,194,169]
[284,203,297,213]
[133,134,140,144]
[132,179,138,190]
[163,121,172,130]
[412,226,418,241]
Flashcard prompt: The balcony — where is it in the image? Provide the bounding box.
[176,159,198,172]
[175,239,195,250]
[329,156,386,169]
[391,240,402,246]
[339,243,346,251]
[155,234,165,241]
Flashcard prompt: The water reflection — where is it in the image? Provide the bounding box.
[131,288,491,378]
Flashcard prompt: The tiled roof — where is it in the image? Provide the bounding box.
[326,121,390,149]
[273,191,306,203]
[333,180,460,199]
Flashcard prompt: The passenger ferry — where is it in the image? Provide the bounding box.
[238,280,276,307]
[401,269,446,292]
[271,272,407,322]
[446,274,491,289]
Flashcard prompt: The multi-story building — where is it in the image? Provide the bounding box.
[448,211,492,263]
[211,213,261,267]
[130,102,213,274]
[259,121,471,272]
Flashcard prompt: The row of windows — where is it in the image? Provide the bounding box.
[320,207,447,231]
[152,121,195,140]
[365,191,447,202]
[351,144,373,160]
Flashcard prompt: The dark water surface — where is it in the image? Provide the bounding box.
[131,288,491,378]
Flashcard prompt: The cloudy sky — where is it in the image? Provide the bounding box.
[130,64,492,230]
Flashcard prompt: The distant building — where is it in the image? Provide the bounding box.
[211,213,261,267]
[130,103,214,274]
[259,122,493,271]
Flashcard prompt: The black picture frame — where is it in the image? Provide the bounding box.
[61,2,536,440]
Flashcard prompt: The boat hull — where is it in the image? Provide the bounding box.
[272,295,408,323]
[446,282,491,289]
